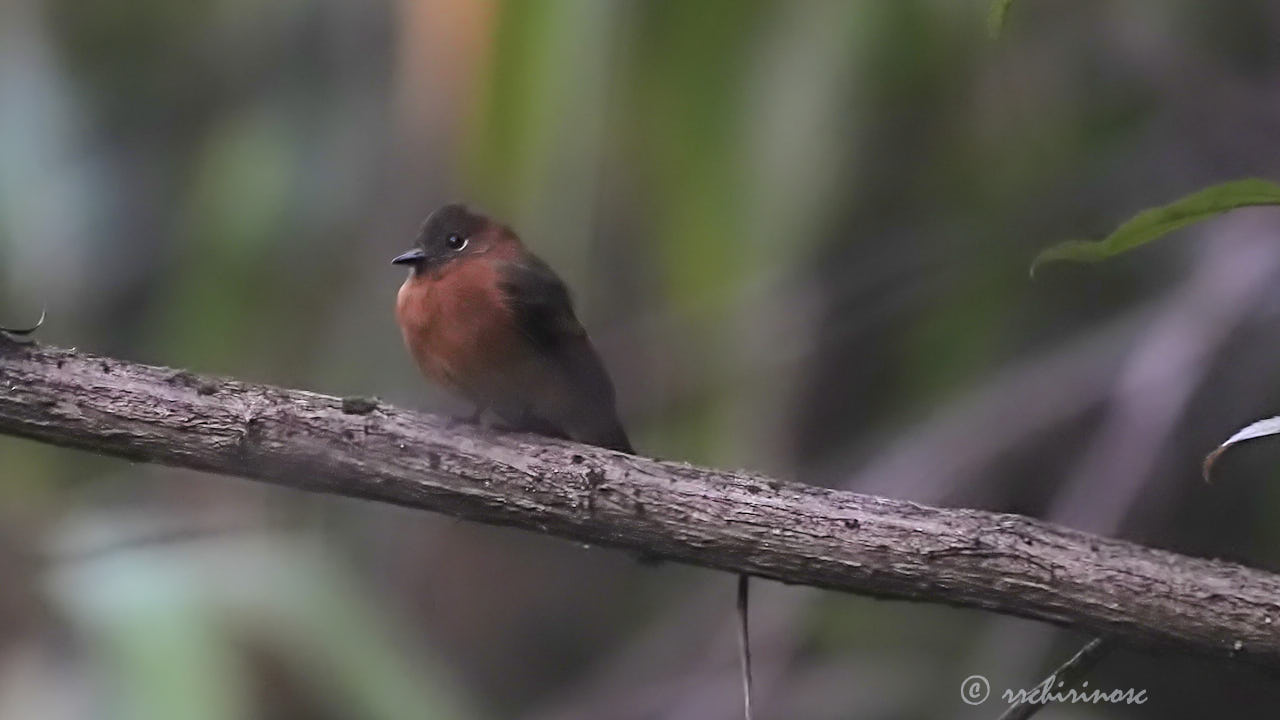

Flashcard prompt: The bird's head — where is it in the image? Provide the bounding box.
[391,203,500,276]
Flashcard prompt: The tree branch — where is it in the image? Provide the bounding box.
[2,340,1278,670]
[997,636,1115,720]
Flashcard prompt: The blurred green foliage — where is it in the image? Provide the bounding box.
[50,532,476,720]
[1031,178,1280,274]
[987,0,1019,38]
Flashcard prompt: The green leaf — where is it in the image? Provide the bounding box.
[987,0,1018,38]
[1030,178,1280,276]
[1203,416,1280,482]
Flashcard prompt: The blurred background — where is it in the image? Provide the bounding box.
[3,0,1280,717]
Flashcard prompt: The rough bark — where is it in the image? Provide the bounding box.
[1,339,1278,670]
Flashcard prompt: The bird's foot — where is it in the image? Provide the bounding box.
[446,406,487,430]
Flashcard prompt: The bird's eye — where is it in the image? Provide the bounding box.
[446,234,468,251]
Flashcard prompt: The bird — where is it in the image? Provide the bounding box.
[392,203,633,453]
[393,204,753,719]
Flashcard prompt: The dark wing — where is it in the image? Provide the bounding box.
[498,258,633,453]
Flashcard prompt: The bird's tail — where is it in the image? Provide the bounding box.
[596,421,634,454]
[737,574,753,720]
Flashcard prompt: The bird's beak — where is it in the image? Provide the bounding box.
[391,248,426,265]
